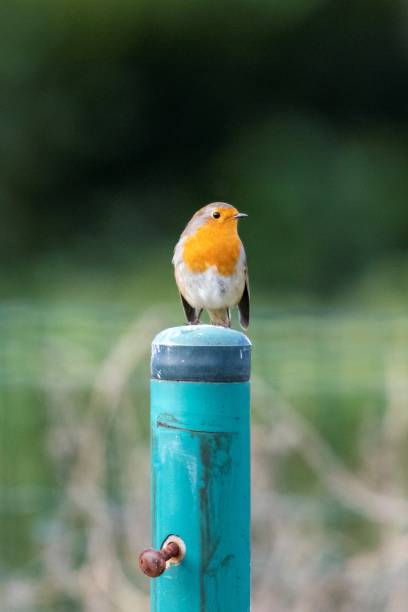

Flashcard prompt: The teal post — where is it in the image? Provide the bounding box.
[149,324,251,612]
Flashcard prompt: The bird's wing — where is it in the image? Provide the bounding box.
[180,292,198,323]
[238,267,250,330]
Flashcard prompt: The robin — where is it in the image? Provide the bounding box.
[173,202,249,329]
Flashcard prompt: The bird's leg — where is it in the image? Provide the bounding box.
[208,308,231,328]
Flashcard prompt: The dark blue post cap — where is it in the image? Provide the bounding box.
[151,325,251,382]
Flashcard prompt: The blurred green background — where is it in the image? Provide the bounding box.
[2,1,408,610]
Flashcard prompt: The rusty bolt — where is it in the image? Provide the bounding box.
[139,541,180,578]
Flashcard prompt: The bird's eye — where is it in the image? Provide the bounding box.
[212,211,221,219]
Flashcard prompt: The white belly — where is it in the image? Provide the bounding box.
[175,263,245,310]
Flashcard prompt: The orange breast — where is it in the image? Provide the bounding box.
[183,221,241,275]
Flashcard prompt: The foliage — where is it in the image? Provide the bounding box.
[2,2,408,609]
[1,0,408,294]
[1,303,408,610]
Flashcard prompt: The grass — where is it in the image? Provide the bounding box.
[1,297,408,610]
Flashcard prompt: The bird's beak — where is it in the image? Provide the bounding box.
[234,212,248,219]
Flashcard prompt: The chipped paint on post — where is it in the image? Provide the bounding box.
[150,325,251,612]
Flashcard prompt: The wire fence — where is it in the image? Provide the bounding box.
[1,302,408,611]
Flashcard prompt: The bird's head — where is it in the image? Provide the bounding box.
[187,202,247,234]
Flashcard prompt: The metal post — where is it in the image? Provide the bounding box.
[140,324,251,611]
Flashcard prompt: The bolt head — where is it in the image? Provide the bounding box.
[139,548,166,577]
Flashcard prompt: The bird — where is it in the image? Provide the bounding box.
[172,202,249,329]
